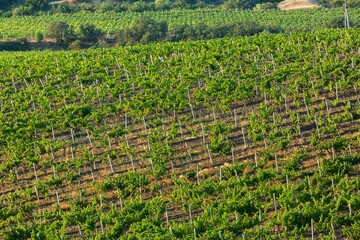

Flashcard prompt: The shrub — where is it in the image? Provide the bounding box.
[232,21,264,36]
[12,6,33,16]
[15,37,28,45]
[253,2,278,10]
[130,1,154,12]
[326,17,346,29]
[35,32,44,42]
[318,0,360,8]
[166,24,193,42]
[155,0,173,10]
[223,0,253,9]
[79,23,103,44]
[68,39,83,50]
[264,24,284,33]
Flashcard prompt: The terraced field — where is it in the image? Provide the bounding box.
[0,28,359,239]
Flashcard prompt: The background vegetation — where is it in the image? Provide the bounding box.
[0,0,359,17]
[0,7,359,51]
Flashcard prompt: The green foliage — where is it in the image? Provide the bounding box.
[3,225,32,240]
[209,122,231,136]
[12,5,33,16]
[283,150,308,171]
[223,0,252,9]
[98,172,150,198]
[68,39,83,50]
[221,163,247,180]
[145,129,175,177]
[117,16,168,45]
[259,150,275,161]
[47,21,75,44]
[46,176,63,187]
[8,0,49,16]
[323,155,360,175]
[35,32,44,42]
[1,7,359,41]
[25,0,50,11]
[108,126,128,138]
[0,28,359,240]
[208,122,232,155]
[343,221,360,240]
[255,168,275,182]
[253,2,278,10]
[210,137,232,155]
[79,23,103,44]
[282,201,331,230]
[66,170,80,182]
[264,23,284,33]
[155,0,173,10]
[232,21,264,36]
[326,17,346,29]
[7,0,360,18]
[319,0,360,8]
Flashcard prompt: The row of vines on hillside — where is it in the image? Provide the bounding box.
[0,7,359,39]
[0,29,359,239]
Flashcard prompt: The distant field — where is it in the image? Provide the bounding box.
[0,7,359,39]
[0,28,359,239]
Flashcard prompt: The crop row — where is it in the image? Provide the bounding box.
[0,29,359,239]
[0,7,360,39]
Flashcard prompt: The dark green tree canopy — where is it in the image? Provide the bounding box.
[47,21,75,44]
[79,24,103,43]
[117,16,168,45]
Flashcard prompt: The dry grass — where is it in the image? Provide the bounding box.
[278,0,320,10]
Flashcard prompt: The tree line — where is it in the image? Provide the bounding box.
[1,0,359,17]
[0,0,280,17]
[3,14,356,51]
[46,16,284,49]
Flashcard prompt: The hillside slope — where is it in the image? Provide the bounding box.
[0,29,359,239]
[278,0,320,10]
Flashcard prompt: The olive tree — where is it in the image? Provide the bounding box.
[47,21,75,44]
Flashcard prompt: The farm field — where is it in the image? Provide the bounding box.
[0,7,360,39]
[0,27,359,239]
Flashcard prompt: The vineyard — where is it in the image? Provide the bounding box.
[0,7,360,39]
[0,28,360,239]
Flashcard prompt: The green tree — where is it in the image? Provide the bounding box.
[25,0,49,11]
[232,21,264,36]
[223,0,255,9]
[116,16,168,45]
[326,17,347,28]
[79,24,103,44]
[166,24,195,42]
[47,21,75,44]
[132,16,168,44]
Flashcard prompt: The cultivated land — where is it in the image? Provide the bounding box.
[0,28,359,239]
[0,7,359,40]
